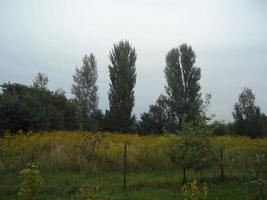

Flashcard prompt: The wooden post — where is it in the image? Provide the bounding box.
[183,167,186,184]
[220,148,224,181]
[123,144,127,189]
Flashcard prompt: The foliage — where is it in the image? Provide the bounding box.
[233,87,266,137]
[32,72,49,90]
[247,178,267,200]
[209,120,235,136]
[0,131,266,199]
[181,180,208,200]
[139,44,212,134]
[164,44,202,128]
[76,132,109,172]
[197,93,214,126]
[0,170,261,200]
[0,131,266,174]
[242,148,267,200]
[71,185,109,200]
[0,83,78,134]
[89,109,104,131]
[72,54,99,131]
[17,163,43,200]
[168,129,216,173]
[105,40,137,132]
[138,95,177,134]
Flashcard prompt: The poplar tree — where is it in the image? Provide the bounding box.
[106,40,137,132]
[164,44,201,128]
[72,54,98,130]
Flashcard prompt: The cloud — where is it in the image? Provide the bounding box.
[0,0,266,121]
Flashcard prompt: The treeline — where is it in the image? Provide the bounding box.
[0,82,78,132]
[0,40,266,137]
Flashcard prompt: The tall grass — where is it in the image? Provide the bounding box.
[0,131,266,178]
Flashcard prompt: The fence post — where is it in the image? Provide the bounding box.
[123,144,127,189]
[220,147,224,181]
[183,168,186,184]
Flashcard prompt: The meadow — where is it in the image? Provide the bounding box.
[0,131,267,200]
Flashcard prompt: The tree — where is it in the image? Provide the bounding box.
[233,88,265,138]
[72,54,99,130]
[261,114,267,137]
[138,95,168,134]
[167,124,216,183]
[138,95,178,134]
[0,83,78,134]
[0,83,32,133]
[105,40,137,132]
[32,72,48,90]
[164,44,202,128]
[209,120,235,136]
[197,93,214,127]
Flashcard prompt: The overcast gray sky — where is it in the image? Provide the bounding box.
[0,0,266,121]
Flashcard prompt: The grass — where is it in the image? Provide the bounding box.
[0,131,266,199]
[0,170,253,200]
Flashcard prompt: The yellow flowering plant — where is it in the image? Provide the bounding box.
[181,180,208,200]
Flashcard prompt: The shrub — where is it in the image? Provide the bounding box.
[243,149,267,200]
[247,178,267,200]
[76,132,109,172]
[17,163,43,200]
[181,180,208,200]
[71,185,109,200]
[167,127,216,183]
[209,120,234,136]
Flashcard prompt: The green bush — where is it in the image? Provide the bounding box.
[244,148,267,200]
[71,185,109,200]
[17,163,43,200]
[181,180,208,200]
[167,126,216,182]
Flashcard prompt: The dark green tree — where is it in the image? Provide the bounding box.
[0,83,78,135]
[261,114,267,137]
[138,95,178,134]
[164,44,202,128]
[138,95,169,134]
[72,54,99,130]
[233,88,265,138]
[209,120,235,136]
[105,40,137,132]
[32,72,48,90]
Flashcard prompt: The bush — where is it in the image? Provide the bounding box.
[167,126,216,182]
[71,185,109,200]
[243,148,267,200]
[210,120,229,135]
[17,163,43,200]
[181,180,208,200]
[248,178,267,200]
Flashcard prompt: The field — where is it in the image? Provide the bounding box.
[0,131,267,200]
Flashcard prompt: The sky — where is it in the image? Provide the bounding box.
[0,0,266,122]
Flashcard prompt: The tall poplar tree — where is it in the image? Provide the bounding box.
[106,40,137,132]
[164,44,201,128]
[72,54,98,130]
